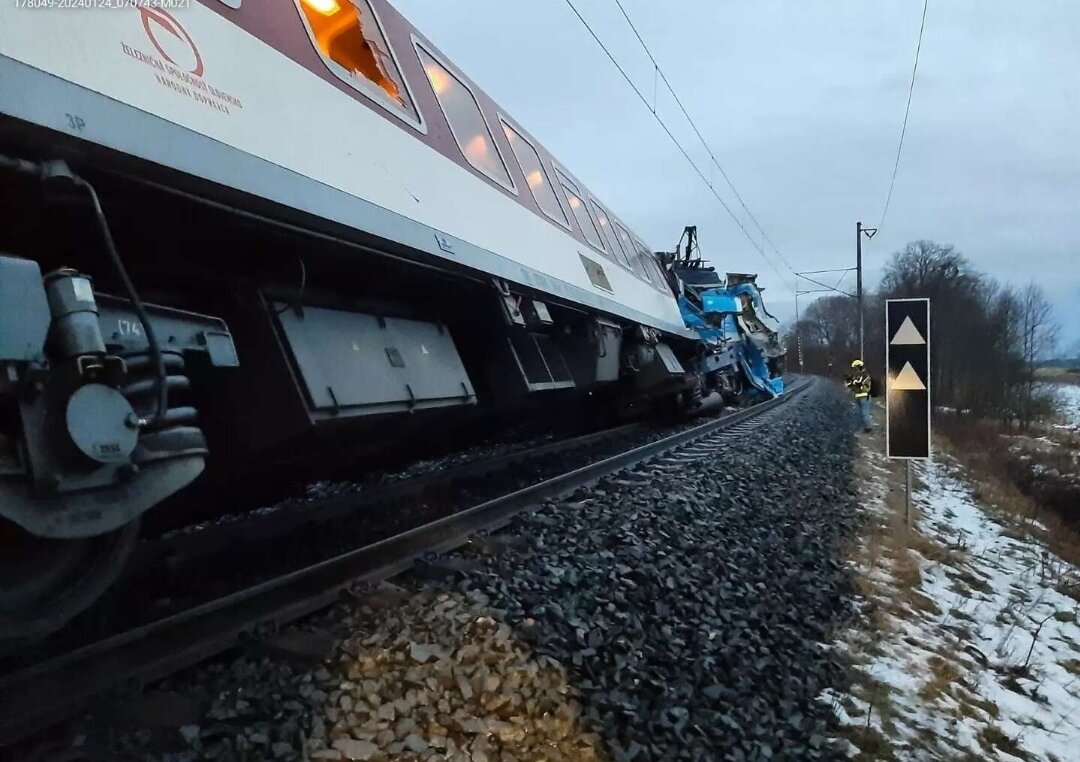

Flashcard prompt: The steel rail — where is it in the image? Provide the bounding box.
[0,379,811,744]
[136,420,648,564]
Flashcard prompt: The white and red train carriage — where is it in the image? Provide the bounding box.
[0,0,707,641]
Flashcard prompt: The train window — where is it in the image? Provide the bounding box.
[637,244,669,291]
[651,259,670,291]
[416,45,515,191]
[555,170,605,253]
[616,223,648,279]
[589,201,632,269]
[296,0,420,127]
[501,120,569,227]
[634,241,662,289]
[630,240,656,284]
[609,220,640,271]
[216,0,241,7]
[636,252,661,289]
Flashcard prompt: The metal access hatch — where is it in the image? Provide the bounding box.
[274,305,476,420]
[507,332,575,392]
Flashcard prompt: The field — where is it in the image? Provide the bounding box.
[1035,366,1080,386]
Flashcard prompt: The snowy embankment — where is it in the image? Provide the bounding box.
[1049,383,1080,432]
[827,435,1080,760]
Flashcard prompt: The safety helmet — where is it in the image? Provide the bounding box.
[851,359,865,369]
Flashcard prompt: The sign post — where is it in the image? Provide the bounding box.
[886,298,931,526]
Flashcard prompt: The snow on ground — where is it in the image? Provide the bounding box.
[827,438,1080,761]
[1049,384,1080,431]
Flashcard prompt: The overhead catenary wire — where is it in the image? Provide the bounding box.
[562,0,795,293]
[879,0,929,230]
[609,0,799,277]
[797,271,855,298]
[796,267,858,277]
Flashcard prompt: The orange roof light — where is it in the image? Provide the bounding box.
[426,63,451,95]
[526,170,544,188]
[301,0,341,15]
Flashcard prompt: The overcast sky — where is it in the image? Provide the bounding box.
[393,0,1079,351]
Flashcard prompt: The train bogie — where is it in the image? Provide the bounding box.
[0,247,239,640]
[0,255,238,540]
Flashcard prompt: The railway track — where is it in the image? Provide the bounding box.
[134,419,650,566]
[4,417,657,668]
[0,379,811,746]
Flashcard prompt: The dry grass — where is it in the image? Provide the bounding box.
[1050,427,1080,451]
[855,423,952,625]
[960,694,1000,721]
[1060,659,1080,676]
[917,654,963,703]
[844,673,903,761]
[831,420,910,760]
[1035,367,1080,385]
[891,548,922,590]
[846,725,897,761]
[835,411,954,760]
[977,725,1033,761]
[837,405,1022,761]
[954,569,992,595]
[935,415,1080,570]
[837,403,1080,762]
[907,530,960,566]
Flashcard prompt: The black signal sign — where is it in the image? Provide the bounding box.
[886,299,930,459]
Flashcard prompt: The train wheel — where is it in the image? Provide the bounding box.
[722,376,745,406]
[0,518,138,645]
[686,376,705,411]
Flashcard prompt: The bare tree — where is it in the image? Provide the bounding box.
[985,287,1026,424]
[1016,283,1060,428]
[798,240,1058,428]
[880,241,985,411]
[794,295,861,376]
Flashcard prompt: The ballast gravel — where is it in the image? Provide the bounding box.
[447,383,857,761]
[313,591,608,761]
[307,382,860,761]
[105,381,860,761]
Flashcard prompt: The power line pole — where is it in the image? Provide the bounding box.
[794,289,803,373]
[857,221,864,359]
[856,222,877,360]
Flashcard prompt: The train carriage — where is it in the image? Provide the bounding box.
[0,0,721,641]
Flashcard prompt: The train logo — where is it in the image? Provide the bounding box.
[139,8,203,77]
[120,7,244,115]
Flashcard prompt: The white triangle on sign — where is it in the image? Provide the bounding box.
[892,362,926,391]
[891,316,926,345]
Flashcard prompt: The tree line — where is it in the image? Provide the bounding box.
[789,240,1059,428]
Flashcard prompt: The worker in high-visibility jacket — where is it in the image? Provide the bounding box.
[845,359,874,432]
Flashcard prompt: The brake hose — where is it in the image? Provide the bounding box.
[0,154,168,428]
